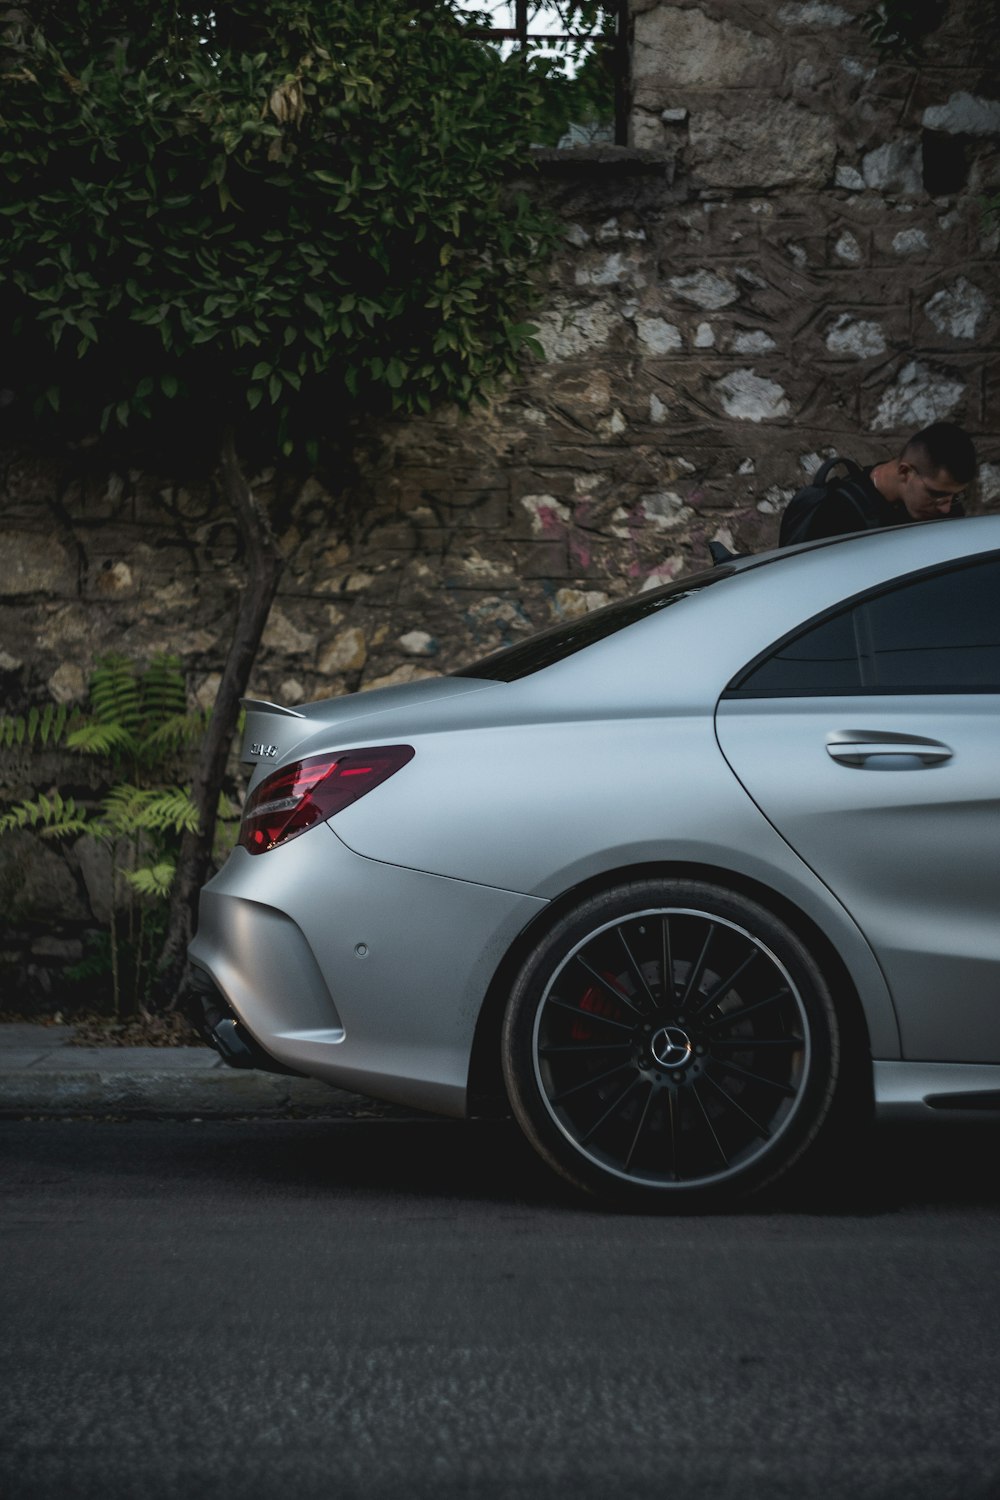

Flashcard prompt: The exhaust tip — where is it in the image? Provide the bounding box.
[188,966,303,1076]
[209,1015,258,1069]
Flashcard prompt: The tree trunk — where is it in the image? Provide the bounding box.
[154,426,284,1008]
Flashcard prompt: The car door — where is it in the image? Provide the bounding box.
[715,553,1000,1063]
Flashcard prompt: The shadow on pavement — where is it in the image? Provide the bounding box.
[2,1114,999,1217]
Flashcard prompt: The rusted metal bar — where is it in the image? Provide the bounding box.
[614,0,629,145]
[468,30,578,41]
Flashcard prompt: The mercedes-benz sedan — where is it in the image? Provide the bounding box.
[189,515,1000,1209]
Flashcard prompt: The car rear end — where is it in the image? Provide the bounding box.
[189,686,548,1115]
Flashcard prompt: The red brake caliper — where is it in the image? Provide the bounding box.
[571,974,627,1041]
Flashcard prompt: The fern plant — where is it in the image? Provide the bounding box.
[0,656,237,1014]
[64,654,195,767]
[0,790,90,839]
[0,702,77,750]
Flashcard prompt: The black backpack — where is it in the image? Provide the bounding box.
[778,456,874,547]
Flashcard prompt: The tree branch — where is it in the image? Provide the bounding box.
[154,425,284,1007]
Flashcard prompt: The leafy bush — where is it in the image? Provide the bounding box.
[0,0,557,452]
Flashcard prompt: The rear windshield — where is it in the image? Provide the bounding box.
[454,565,737,683]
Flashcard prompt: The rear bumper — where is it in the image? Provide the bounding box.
[188,826,546,1117]
[188,965,304,1075]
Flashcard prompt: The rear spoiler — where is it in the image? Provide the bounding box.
[240,698,306,766]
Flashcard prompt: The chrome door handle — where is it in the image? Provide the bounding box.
[826,732,953,768]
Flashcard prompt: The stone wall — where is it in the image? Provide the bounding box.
[627,0,1000,533]
[2,0,999,1003]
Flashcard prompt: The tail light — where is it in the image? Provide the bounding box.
[238,745,414,855]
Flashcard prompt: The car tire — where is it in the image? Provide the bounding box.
[501,878,841,1211]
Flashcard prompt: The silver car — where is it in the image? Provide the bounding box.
[190,516,1000,1209]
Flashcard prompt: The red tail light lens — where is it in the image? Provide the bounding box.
[238,745,414,855]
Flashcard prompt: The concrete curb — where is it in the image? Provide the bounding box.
[0,1025,416,1119]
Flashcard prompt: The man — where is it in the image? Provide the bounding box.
[778,421,977,546]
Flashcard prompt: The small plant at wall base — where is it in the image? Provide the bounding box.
[0,657,239,1016]
[0,0,557,1007]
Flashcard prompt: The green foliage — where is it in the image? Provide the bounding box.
[124,862,177,899]
[0,789,90,838]
[0,701,75,749]
[0,0,558,454]
[860,0,946,58]
[64,928,114,984]
[100,784,199,837]
[460,2,618,148]
[0,654,225,1013]
[531,4,618,149]
[65,721,137,758]
[63,909,170,1015]
[64,654,201,769]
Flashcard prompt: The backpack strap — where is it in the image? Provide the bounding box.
[814,457,875,531]
[813,456,862,487]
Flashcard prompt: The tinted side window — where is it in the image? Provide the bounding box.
[730,557,1000,697]
[733,609,861,695]
[862,559,1000,690]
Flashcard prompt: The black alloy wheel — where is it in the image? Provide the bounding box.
[502,879,840,1210]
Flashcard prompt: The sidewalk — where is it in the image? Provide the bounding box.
[0,1023,410,1119]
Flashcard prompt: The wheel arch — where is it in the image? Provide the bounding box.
[466,859,874,1119]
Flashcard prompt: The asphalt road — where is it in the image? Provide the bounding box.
[2,1117,999,1500]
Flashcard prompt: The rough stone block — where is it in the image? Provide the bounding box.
[979,359,1000,430]
[690,102,837,190]
[865,359,969,433]
[666,269,740,311]
[635,315,684,354]
[573,247,650,290]
[0,533,77,597]
[861,140,923,197]
[823,313,889,360]
[261,605,319,658]
[0,833,88,926]
[632,6,780,105]
[978,462,1000,505]
[47,663,87,705]
[533,296,621,361]
[317,627,368,676]
[920,276,993,344]
[830,229,866,266]
[923,91,1000,138]
[713,369,793,423]
[776,3,853,28]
